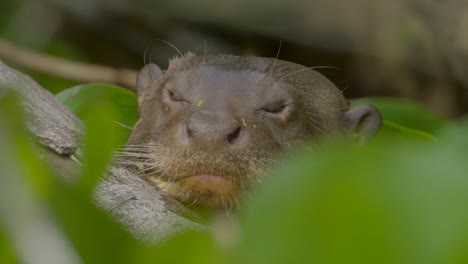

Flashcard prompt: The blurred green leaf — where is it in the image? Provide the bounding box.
[56,83,137,145]
[0,92,81,264]
[50,183,141,264]
[351,97,447,133]
[78,103,124,193]
[434,116,468,147]
[0,91,54,198]
[48,100,144,264]
[131,231,223,264]
[239,123,468,264]
[56,83,137,126]
[0,228,18,264]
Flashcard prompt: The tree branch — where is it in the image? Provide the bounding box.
[0,61,202,244]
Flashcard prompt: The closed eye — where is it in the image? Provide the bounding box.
[165,89,184,102]
[260,101,288,114]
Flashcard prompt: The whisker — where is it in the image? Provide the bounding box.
[186,198,199,208]
[268,40,282,75]
[156,38,184,58]
[203,40,207,63]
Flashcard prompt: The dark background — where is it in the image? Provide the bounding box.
[1,0,468,117]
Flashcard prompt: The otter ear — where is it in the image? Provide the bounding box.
[136,63,163,104]
[345,104,382,142]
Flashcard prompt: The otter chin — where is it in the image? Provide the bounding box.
[125,53,382,209]
[149,174,239,207]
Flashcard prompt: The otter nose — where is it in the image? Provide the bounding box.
[184,110,243,144]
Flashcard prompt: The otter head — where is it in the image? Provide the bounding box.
[126,53,382,209]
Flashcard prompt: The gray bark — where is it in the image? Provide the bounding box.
[0,60,82,155]
[0,60,204,244]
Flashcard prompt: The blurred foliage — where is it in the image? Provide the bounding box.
[239,127,468,264]
[56,83,137,146]
[0,229,17,264]
[56,83,137,127]
[1,80,468,263]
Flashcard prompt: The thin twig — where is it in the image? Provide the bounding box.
[0,38,138,91]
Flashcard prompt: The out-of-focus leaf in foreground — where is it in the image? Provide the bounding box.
[56,83,137,144]
[0,93,80,264]
[131,231,222,264]
[238,118,468,264]
[0,228,16,264]
[51,94,140,264]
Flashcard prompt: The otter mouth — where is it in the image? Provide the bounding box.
[178,174,232,185]
[148,174,239,208]
[121,144,271,209]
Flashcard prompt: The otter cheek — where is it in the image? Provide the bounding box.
[178,175,239,207]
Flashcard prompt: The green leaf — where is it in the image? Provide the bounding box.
[132,231,223,264]
[351,97,447,133]
[198,100,205,107]
[78,103,124,193]
[0,91,54,198]
[0,92,80,264]
[56,83,137,144]
[239,125,468,264]
[50,183,141,264]
[241,118,248,127]
[0,228,17,264]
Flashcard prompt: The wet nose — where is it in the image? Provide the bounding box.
[184,110,243,144]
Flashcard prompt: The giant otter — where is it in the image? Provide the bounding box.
[125,53,382,209]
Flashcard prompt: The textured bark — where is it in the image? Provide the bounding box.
[95,167,205,244]
[0,60,82,155]
[0,60,204,244]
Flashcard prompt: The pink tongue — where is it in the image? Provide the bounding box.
[180,174,236,195]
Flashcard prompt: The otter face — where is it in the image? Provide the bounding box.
[125,54,382,209]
